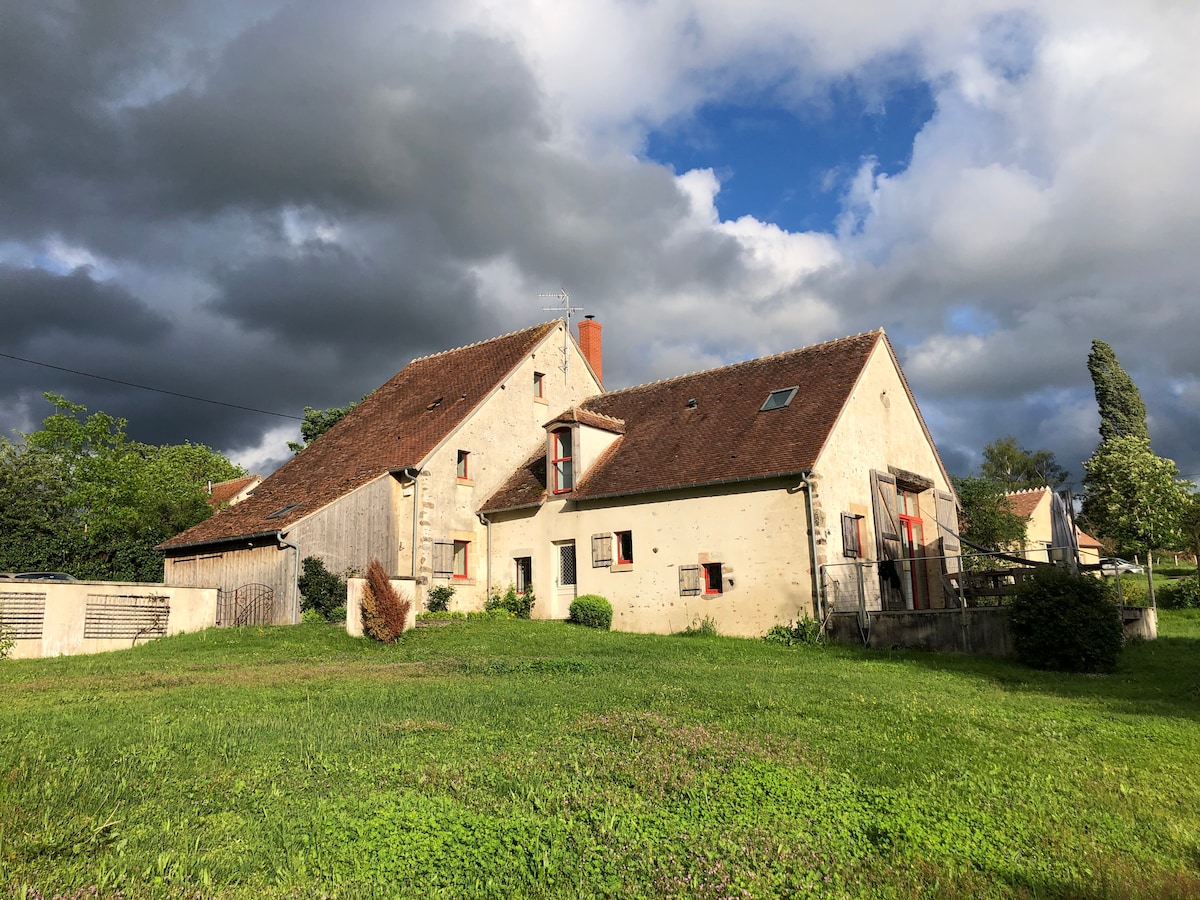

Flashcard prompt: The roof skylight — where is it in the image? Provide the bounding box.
[760,386,799,411]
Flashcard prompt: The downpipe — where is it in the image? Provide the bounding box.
[277,532,300,624]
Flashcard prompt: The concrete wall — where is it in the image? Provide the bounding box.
[828,604,1157,657]
[345,576,418,637]
[1,580,218,659]
[487,476,815,637]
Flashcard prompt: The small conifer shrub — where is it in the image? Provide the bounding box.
[361,558,412,643]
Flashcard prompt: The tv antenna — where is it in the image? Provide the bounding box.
[539,289,583,375]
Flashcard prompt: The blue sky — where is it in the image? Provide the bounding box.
[645,80,936,233]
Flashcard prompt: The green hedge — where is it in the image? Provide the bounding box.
[568,594,612,630]
[1009,567,1123,673]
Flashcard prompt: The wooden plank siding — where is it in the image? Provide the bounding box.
[163,475,404,623]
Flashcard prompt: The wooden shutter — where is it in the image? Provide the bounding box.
[935,490,961,575]
[678,565,701,596]
[870,470,902,562]
[841,513,861,557]
[432,541,454,578]
[591,534,613,567]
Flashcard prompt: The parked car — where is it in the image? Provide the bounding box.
[1099,558,1143,575]
[14,572,78,581]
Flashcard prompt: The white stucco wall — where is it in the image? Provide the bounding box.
[487,477,815,637]
[2,580,218,659]
[415,323,603,610]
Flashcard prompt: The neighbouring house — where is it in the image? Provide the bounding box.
[160,320,603,621]
[207,474,263,510]
[1004,487,1099,567]
[160,320,960,637]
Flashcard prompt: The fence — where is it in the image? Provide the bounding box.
[215,583,277,626]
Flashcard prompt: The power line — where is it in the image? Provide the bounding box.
[0,351,304,421]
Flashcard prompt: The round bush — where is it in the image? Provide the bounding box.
[1008,567,1124,673]
[1158,578,1200,609]
[568,594,612,630]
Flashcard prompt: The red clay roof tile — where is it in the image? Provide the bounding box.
[161,321,561,549]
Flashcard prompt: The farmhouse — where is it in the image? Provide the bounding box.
[161,319,960,636]
[1004,487,1100,566]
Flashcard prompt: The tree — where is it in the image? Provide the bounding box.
[287,403,358,453]
[0,393,244,581]
[954,475,1028,559]
[1082,435,1192,605]
[1087,340,1149,442]
[979,435,1068,491]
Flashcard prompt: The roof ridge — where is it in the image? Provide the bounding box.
[589,328,884,399]
[407,319,561,365]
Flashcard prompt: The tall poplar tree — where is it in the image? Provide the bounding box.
[1087,340,1149,441]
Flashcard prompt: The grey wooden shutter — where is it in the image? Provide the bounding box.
[935,490,961,575]
[870,470,902,562]
[841,513,861,557]
[591,534,613,567]
[433,541,454,578]
[678,565,701,596]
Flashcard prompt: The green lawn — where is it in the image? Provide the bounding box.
[2,614,1199,899]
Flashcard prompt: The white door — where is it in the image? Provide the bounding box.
[554,541,577,618]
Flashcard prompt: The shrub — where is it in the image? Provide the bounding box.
[1105,574,1149,607]
[298,556,347,619]
[764,616,824,647]
[427,585,455,613]
[1008,567,1124,674]
[300,607,326,624]
[360,558,412,643]
[675,616,719,638]
[1158,578,1200,609]
[0,622,12,660]
[568,594,612,629]
[328,604,347,623]
[485,584,534,619]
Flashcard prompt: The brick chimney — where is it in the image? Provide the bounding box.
[577,315,603,385]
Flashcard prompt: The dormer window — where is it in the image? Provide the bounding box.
[760,387,798,411]
[551,428,573,493]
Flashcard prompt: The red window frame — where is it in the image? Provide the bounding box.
[456,449,469,479]
[551,427,573,493]
[615,530,633,564]
[533,371,545,398]
[703,562,723,594]
[452,540,469,580]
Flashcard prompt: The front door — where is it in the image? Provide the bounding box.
[554,540,577,618]
[898,489,926,610]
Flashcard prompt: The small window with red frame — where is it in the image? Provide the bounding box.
[452,540,469,579]
[616,530,633,564]
[551,428,573,493]
[703,562,723,594]
[456,450,469,480]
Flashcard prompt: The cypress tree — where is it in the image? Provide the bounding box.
[1087,340,1149,442]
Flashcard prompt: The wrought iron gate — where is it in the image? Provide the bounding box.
[216,583,276,626]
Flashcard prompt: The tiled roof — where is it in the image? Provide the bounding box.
[481,330,884,510]
[545,407,626,434]
[207,474,262,508]
[1077,529,1102,548]
[161,321,561,549]
[1004,488,1051,520]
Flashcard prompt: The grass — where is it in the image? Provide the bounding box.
[1,614,1199,899]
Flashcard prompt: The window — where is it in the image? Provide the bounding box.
[703,562,723,594]
[515,557,532,593]
[591,533,612,567]
[456,449,469,479]
[679,565,701,596]
[559,543,577,586]
[760,386,799,412]
[533,371,545,398]
[266,503,301,519]
[452,540,469,580]
[841,513,863,558]
[616,530,633,565]
[551,428,573,493]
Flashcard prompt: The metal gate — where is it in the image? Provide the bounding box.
[216,583,276,626]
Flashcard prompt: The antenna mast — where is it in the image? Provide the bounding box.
[539,288,583,375]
